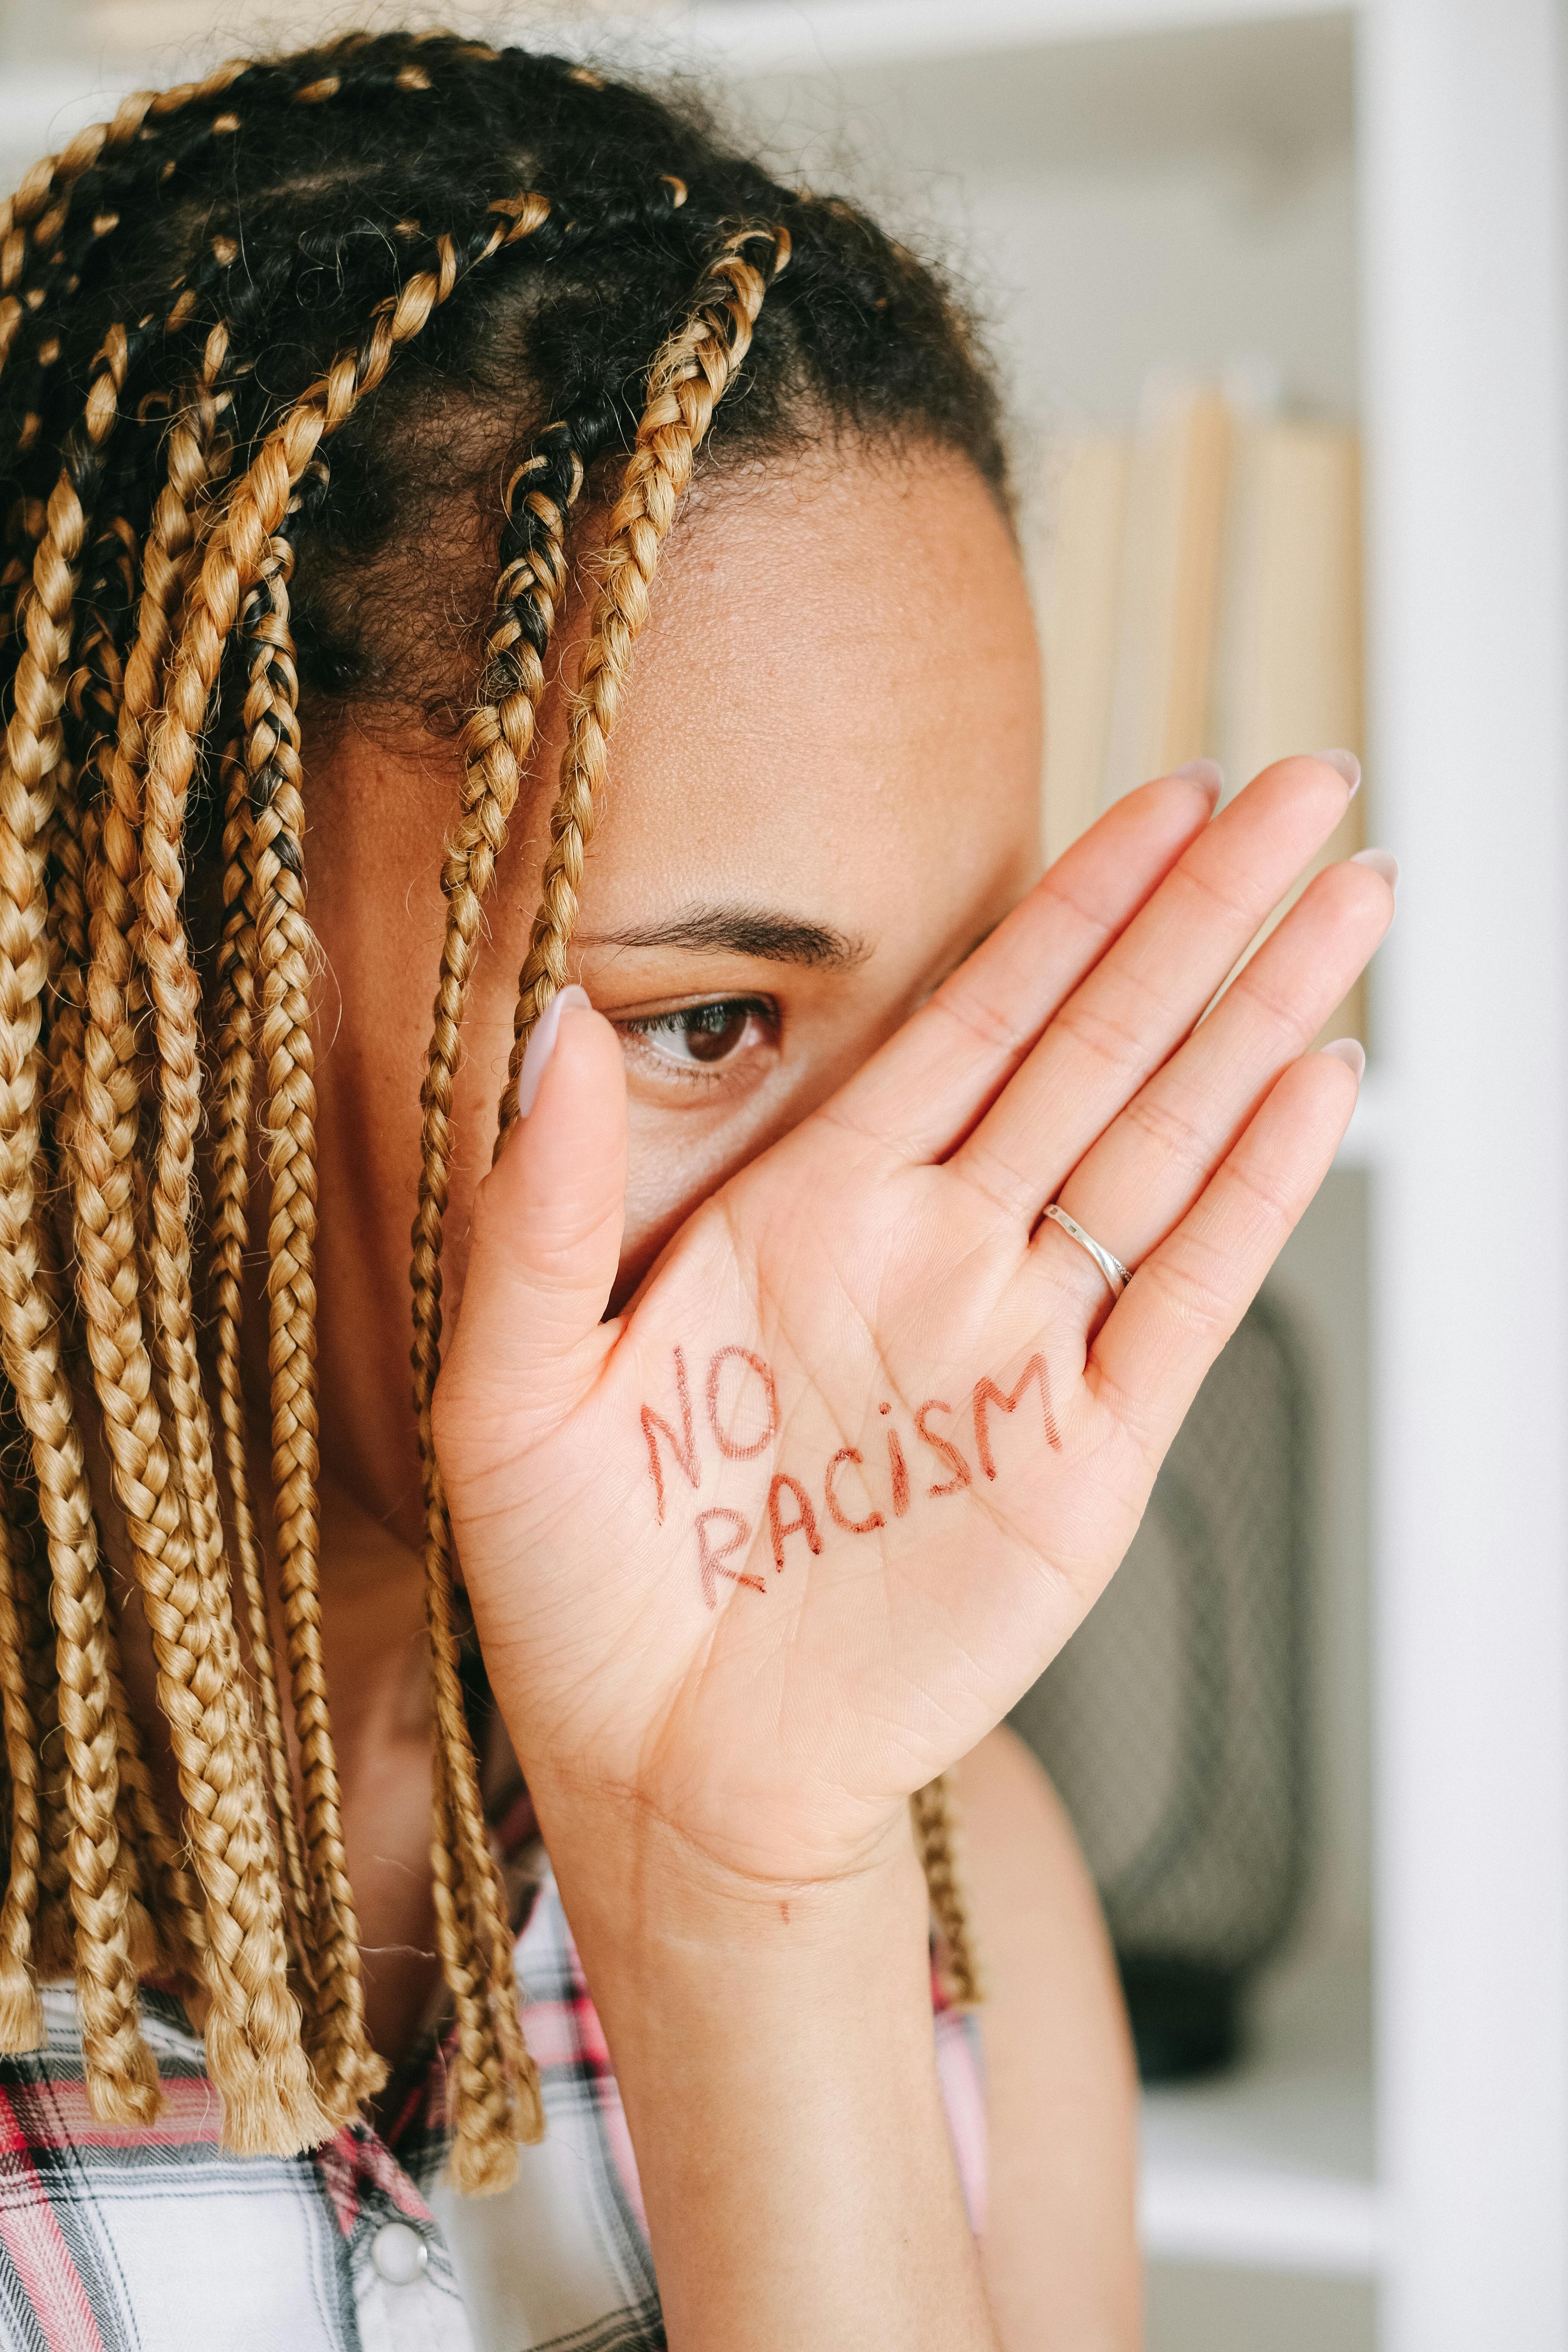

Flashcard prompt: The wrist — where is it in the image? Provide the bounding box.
[533,1779,926,1992]
[531,1785,994,2352]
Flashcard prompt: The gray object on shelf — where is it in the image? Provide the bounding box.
[1009,1292,1313,2078]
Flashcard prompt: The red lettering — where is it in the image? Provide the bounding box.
[824,1447,885,1535]
[706,1346,779,1461]
[766,1473,823,1571]
[915,1399,972,1497]
[695,1509,764,1608]
[973,1353,1061,1479]
[641,1346,701,1523]
[886,1427,911,1516]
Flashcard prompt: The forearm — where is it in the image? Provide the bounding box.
[545,1810,1000,2352]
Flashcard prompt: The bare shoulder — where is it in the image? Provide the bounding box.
[952,1722,1094,1909]
[951,1727,1141,2352]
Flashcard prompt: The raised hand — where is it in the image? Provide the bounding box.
[436,755,1390,1893]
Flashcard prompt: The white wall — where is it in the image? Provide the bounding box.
[726,14,1358,438]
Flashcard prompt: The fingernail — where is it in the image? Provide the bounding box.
[1172,757,1223,805]
[1315,747,1361,797]
[1320,1037,1366,1083]
[516,985,592,1118]
[1352,846,1399,896]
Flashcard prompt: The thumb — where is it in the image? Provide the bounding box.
[439,987,627,1448]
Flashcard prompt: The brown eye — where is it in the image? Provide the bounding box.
[682,1003,754,1063]
[620,997,776,1078]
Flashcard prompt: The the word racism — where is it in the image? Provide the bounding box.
[639,1344,1063,1606]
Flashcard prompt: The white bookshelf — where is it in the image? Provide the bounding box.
[691,5,1364,2340]
[2,5,1563,2347]
[694,8,1568,2348]
[1139,1951,1378,2275]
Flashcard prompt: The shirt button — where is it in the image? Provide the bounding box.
[370,2220,430,2286]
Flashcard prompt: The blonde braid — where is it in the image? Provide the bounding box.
[138,418,289,1993]
[498,224,790,1126]
[410,230,789,2192]
[138,510,311,2104]
[0,46,396,385]
[60,331,326,2153]
[910,1775,982,2006]
[5,1458,74,1983]
[17,1301,159,1995]
[0,62,263,475]
[245,523,381,2119]
[47,703,190,2004]
[406,231,794,2191]
[0,326,160,2121]
[429,1735,526,2182]
[413,427,585,2188]
[36,710,172,1984]
[32,823,171,1999]
[0,1470,46,2042]
[42,732,202,1989]
[132,553,330,2154]
[210,734,313,1982]
[128,199,558,2139]
[100,1643,200,1983]
[0,91,162,384]
[0,45,992,2173]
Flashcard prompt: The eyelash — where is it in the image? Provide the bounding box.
[616,995,778,1083]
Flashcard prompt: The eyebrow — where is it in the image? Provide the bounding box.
[582,904,871,971]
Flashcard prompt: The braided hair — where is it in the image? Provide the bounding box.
[0,29,1004,2189]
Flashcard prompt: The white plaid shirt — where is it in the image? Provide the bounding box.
[0,1856,986,2351]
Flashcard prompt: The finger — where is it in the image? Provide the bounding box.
[950,754,1354,1225]
[435,1000,626,1458]
[1088,1047,1360,1457]
[826,769,1220,1161]
[1035,853,1393,1322]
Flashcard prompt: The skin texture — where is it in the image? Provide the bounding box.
[104,439,1389,2350]
[954,1728,1141,2352]
[301,447,1042,1522]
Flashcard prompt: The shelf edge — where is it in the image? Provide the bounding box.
[1332,1069,1390,1169]
[1140,2162,1385,2276]
[632,0,1355,74]
[0,1,1354,175]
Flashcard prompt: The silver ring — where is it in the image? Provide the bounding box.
[1042,1202,1132,1301]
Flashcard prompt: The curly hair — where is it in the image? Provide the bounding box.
[0,28,1001,2192]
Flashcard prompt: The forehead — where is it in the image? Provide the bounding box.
[569,443,1043,935]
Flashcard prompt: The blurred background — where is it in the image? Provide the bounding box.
[1,5,1561,2349]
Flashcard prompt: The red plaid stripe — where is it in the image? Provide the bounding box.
[0,1854,985,2349]
[0,2087,108,2352]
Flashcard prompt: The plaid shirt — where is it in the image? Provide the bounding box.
[0,1849,986,2352]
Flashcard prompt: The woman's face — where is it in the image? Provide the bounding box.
[302,442,1042,1539]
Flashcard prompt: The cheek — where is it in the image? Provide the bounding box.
[609,999,906,1309]
[614,1098,770,1306]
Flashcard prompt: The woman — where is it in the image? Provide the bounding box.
[0,32,1389,2350]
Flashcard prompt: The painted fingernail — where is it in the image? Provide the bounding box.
[516,985,592,1118]
[1315,747,1361,796]
[1172,757,1223,805]
[1320,1037,1366,1083]
[1352,847,1399,896]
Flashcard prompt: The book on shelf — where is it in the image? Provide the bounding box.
[1035,429,1130,867]
[1034,374,1366,1046]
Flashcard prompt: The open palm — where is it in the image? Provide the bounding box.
[437,757,1388,1889]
